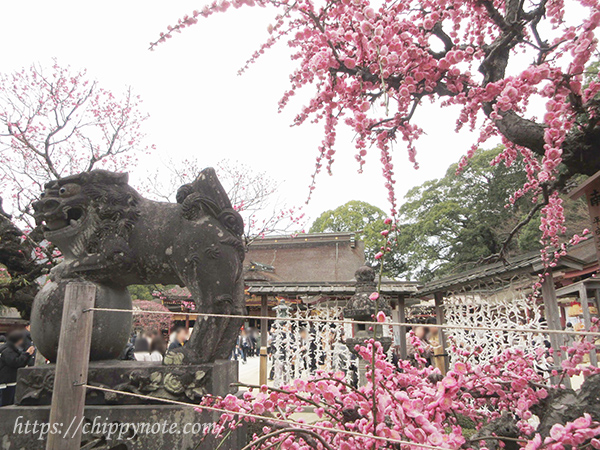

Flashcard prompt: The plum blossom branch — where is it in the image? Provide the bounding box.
[151,0,600,269]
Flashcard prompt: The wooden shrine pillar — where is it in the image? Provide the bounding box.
[595,289,600,364]
[392,295,407,360]
[434,292,448,374]
[541,272,563,360]
[541,272,571,387]
[259,294,269,386]
[579,285,598,367]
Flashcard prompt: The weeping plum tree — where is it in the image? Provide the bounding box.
[152,0,600,265]
[132,300,173,333]
[151,1,600,449]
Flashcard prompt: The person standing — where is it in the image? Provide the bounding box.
[22,323,36,367]
[149,335,167,362]
[298,327,317,374]
[267,325,277,381]
[168,327,188,351]
[406,326,433,366]
[237,329,250,364]
[255,327,261,357]
[249,328,257,357]
[0,330,34,406]
[133,337,152,362]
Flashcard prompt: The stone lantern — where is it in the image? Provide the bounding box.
[344,266,393,384]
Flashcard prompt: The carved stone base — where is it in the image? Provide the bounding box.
[0,404,246,450]
[15,359,238,406]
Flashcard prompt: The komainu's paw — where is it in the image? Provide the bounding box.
[163,346,202,365]
[49,261,75,281]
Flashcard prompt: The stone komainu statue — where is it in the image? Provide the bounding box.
[32,168,245,364]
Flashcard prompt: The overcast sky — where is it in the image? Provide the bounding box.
[0,1,486,225]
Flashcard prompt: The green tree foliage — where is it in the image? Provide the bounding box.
[127,285,156,301]
[397,147,589,281]
[309,200,404,277]
[127,284,180,302]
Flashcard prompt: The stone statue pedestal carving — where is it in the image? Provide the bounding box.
[0,360,245,449]
[0,404,246,450]
[14,359,238,406]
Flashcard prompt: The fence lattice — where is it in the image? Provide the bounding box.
[270,302,354,386]
[444,274,549,365]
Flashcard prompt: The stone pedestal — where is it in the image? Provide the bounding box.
[0,360,245,449]
[0,404,246,450]
[346,336,392,384]
[344,266,393,385]
[15,359,238,406]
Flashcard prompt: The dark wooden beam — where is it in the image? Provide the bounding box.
[434,291,448,374]
[398,295,407,360]
[259,294,269,386]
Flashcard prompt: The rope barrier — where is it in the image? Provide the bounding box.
[86,307,600,337]
[82,384,451,449]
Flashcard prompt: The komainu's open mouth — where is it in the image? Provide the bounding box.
[42,207,86,233]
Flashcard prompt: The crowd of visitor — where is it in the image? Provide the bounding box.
[0,322,194,407]
[0,319,489,407]
[120,326,190,363]
[231,327,260,364]
[400,324,441,367]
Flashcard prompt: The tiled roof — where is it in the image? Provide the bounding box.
[418,250,586,296]
[246,281,419,296]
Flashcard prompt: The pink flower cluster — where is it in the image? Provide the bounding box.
[526,414,600,450]
[132,300,172,332]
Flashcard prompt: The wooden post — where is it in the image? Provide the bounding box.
[579,284,598,367]
[541,272,563,360]
[259,295,269,386]
[595,289,600,364]
[398,295,407,360]
[434,292,447,374]
[541,272,571,387]
[46,282,96,450]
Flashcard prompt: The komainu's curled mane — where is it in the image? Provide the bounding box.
[33,168,245,364]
